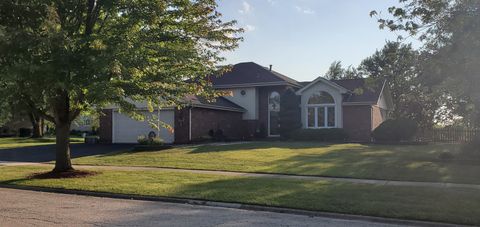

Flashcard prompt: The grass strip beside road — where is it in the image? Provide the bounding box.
[0,165,479,226]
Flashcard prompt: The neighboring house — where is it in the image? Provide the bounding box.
[71,115,95,132]
[99,62,393,143]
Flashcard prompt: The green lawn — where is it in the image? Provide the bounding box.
[0,165,479,225]
[0,137,84,150]
[73,142,480,184]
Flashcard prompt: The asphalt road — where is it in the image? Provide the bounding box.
[0,188,405,227]
[0,144,133,162]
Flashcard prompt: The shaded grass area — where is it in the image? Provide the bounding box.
[0,137,84,149]
[1,165,480,225]
[73,142,480,184]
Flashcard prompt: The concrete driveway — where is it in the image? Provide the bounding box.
[0,188,404,227]
[0,143,133,162]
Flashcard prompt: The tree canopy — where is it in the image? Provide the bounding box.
[0,0,243,172]
[372,0,480,127]
[324,60,362,80]
[359,41,436,128]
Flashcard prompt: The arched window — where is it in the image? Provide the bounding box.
[308,91,334,104]
[268,92,280,136]
[307,91,336,128]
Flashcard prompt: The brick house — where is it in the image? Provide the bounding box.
[99,62,392,143]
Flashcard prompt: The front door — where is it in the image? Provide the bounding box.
[268,91,281,136]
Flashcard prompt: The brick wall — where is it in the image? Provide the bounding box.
[174,108,190,144]
[98,109,113,143]
[190,108,246,140]
[174,107,248,142]
[343,105,372,142]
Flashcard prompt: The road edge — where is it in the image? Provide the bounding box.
[0,184,468,227]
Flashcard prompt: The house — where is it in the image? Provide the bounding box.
[98,62,392,143]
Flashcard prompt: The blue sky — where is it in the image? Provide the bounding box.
[217,0,409,82]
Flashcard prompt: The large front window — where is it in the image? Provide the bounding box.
[307,91,336,128]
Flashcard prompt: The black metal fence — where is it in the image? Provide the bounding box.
[415,128,479,143]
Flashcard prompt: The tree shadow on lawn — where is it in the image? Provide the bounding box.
[0,144,134,162]
[261,144,480,184]
[188,141,333,154]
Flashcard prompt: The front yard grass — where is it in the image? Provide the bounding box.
[0,165,479,225]
[0,137,84,150]
[73,142,480,184]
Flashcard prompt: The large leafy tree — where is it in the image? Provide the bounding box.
[372,0,480,127]
[0,0,242,172]
[358,41,437,128]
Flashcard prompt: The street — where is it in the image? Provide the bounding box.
[0,188,404,227]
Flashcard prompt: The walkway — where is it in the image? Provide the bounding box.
[2,161,480,190]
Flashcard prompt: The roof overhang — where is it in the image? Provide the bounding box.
[342,102,376,106]
[296,77,349,95]
[190,103,245,112]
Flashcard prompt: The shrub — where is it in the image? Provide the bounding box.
[290,128,349,142]
[372,119,418,142]
[137,135,164,145]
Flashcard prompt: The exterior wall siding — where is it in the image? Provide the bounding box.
[371,105,387,130]
[221,87,258,120]
[342,105,372,142]
[98,109,113,143]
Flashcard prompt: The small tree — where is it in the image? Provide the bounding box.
[279,87,301,139]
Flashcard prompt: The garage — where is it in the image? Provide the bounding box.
[112,110,174,144]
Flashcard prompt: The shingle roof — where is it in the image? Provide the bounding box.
[331,78,384,103]
[184,95,245,112]
[210,62,301,87]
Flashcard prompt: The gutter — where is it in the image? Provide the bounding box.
[213,81,300,89]
[190,103,245,113]
[342,102,376,106]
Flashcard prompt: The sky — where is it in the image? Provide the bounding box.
[217,0,411,82]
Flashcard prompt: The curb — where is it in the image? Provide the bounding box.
[0,184,469,227]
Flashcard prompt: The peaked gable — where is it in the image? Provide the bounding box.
[298,77,387,104]
[296,76,349,95]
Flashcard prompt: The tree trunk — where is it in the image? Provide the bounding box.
[29,112,44,138]
[53,121,73,172]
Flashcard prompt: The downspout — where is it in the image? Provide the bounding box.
[189,107,192,142]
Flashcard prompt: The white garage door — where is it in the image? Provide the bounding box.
[113,110,175,144]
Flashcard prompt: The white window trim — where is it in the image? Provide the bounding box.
[306,104,336,129]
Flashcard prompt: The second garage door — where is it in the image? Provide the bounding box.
[112,110,174,144]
